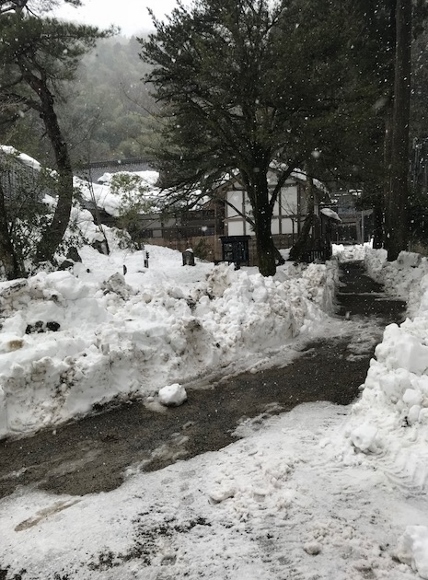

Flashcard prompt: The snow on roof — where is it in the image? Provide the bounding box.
[320,207,341,221]
[289,169,328,194]
[97,170,160,188]
[75,170,165,217]
[0,145,41,171]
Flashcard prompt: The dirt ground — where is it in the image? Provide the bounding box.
[0,261,406,499]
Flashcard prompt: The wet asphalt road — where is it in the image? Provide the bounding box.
[0,260,406,498]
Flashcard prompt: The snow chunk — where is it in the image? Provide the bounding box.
[158,383,187,407]
[395,526,428,579]
[40,271,89,301]
[207,485,236,504]
[350,423,381,454]
[388,329,428,375]
[397,251,422,269]
[303,541,322,555]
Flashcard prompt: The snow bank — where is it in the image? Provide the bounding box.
[0,244,337,439]
[334,248,428,456]
[396,526,428,579]
[336,248,428,459]
[330,247,428,578]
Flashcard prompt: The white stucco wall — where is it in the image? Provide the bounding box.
[227,220,245,236]
[225,183,301,236]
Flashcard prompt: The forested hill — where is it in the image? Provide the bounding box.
[64,35,158,165]
[10,35,159,168]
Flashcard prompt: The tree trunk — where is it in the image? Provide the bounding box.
[28,78,74,263]
[385,0,412,261]
[382,102,394,248]
[289,210,314,262]
[254,216,276,276]
[0,183,21,280]
[250,171,276,277]
[289,173,316,262]
[372,190,384,249]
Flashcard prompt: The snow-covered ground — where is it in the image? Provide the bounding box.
[2,228,428,577]
[0,233,342,439]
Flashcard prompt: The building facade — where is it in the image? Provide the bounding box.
[224,172,311,240]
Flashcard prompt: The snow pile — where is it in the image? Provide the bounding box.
[396,526,428,579]
[334,248,428,522]
[337,247,428,454]
[363,249,428,316]
[327,245,428,578]
[0,244,337,439]
[333,242,369,262]
[338,306,428,486]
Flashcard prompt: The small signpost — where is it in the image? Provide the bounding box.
[182,248,195,266]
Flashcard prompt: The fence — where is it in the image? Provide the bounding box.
[146,233,296,266]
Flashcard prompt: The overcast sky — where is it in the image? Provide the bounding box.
[52,0,181,36]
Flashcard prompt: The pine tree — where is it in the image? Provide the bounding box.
[352,0,428,255]
[140,0,374,275]
[0,2,110,275]
[386,0,412,260]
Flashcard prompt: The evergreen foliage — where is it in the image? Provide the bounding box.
[0,0,427,277]
[109,172,157,249]
[0,1,109,277]
[5,35,158,166]
[140,0,384,274]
